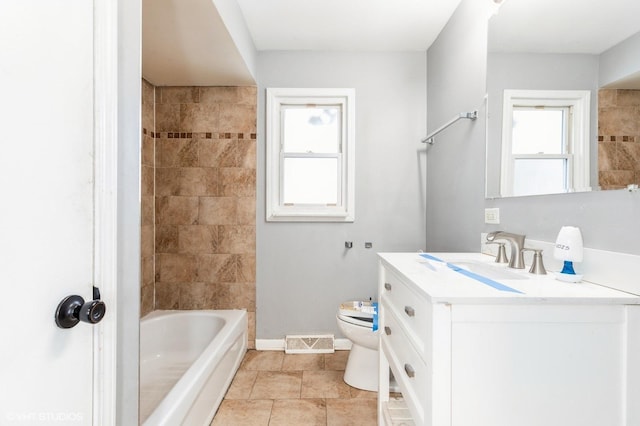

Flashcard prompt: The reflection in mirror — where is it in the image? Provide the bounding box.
[486,0,640,198]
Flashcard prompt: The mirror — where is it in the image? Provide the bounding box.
[486,0,640,198]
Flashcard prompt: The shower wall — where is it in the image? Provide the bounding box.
[141,79,155,317]
[140,81,257,347]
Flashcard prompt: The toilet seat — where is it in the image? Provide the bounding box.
[337,314,373,328]
[337,300,376,329]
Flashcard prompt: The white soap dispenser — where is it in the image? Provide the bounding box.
[553,226,584,283]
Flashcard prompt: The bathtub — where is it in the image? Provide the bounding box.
[140,310,247,425]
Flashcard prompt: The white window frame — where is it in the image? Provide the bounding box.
[266,88,355,222]
[500,89,591,197]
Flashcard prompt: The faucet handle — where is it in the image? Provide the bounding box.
[487,241,509,264]
[521,248,547,275]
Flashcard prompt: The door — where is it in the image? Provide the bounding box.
[0,1,98,423]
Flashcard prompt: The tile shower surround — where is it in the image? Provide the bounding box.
[598,88,640,190]
[140,82,257,348]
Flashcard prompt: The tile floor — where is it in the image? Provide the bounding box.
[211,350,378,425]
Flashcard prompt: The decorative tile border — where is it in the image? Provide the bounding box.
[599,135,638,142]
[141,129,257,140]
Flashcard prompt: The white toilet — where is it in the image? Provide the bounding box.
[336,301,379,391]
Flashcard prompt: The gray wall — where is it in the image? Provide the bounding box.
[427,0,640,255]
[425,0,488,252]
[256,51,427,339]
[600,31,640,87]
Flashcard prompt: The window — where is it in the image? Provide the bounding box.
[500,90,591,197]
[266,88,355,221]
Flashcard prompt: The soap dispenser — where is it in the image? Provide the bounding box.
[553,226,583,282]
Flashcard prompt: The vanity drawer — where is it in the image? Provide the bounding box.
[381,267,431,355]
[381,303,428,425]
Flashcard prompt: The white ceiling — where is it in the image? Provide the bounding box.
[489,0,640,54]
[142,0,640,87]
[235,0,462,51]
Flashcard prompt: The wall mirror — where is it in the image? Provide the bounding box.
[486,0,640,198]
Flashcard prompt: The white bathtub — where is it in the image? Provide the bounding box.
[140,310,247,425]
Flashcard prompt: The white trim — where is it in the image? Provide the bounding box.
[255,338,353,351]
[266,88,356,222]
[93,0,119,424]
[500,90,591,197]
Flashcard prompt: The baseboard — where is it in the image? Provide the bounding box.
[255,338,352,351]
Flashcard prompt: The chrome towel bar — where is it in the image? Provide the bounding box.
[421,110,478,145]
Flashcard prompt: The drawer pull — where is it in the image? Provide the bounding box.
[404,306,415,317]
[384,282,392,291]
[384,326,391,335]
[404,363,415,378]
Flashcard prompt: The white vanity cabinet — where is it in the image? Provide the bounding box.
[377,253,640,426]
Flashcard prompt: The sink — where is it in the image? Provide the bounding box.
[448,261,528,280]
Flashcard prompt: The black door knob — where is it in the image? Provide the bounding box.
[55,286,106,329]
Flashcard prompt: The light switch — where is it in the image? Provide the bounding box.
[484,208,500,224]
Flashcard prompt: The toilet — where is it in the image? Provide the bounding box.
[336,301,379,391]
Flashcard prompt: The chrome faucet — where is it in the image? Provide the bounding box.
[486,231,526,269]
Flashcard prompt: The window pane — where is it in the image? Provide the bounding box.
[512,109,564,154]
[283,157,338,204]
[513,158,567,196]
[283,106,340,153]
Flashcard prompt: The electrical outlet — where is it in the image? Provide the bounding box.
[484,208,500,224]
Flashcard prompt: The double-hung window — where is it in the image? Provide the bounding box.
[266,88,355,222]
[500,90,591,197]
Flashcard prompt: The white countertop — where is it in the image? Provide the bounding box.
[378,252,640,305]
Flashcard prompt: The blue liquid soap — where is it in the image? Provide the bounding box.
[560,260,576,275]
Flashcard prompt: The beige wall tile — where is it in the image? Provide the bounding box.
[141,135,154,166]
[216,282,255,310]
[140,283,154,317]
[237,86,257,105]
[198,139,238,167]
[237,254,256,283]
[218,225,256,254]
[156,253,198,282]
[219,104,257,132]
[154,281,179,310]
[180,103,219,132]
[156,138,198,167]
[141,255,154,287]
[155,104,180,132]
[247,311,256,349]
[146,84,256,341]
[141,196,154,227]
[178,225,218,254]
[237,140,256,169]
[199,197,237,225]
[155,196,199,225]
[220,167,256,197]
[236,197,256,225]
[199,86,240,104]
[179,281,216,309]
[141,165,154,196]
[197,253,237,282]
[157,167,218,197]
[155,224,178,253]
[159,86,199,104]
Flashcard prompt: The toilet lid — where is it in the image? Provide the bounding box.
[337,314,374,328]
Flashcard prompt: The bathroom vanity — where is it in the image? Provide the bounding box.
[377,252,640,426]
